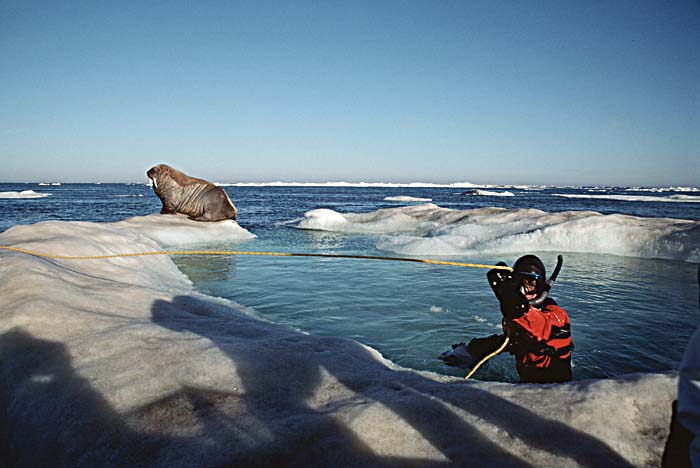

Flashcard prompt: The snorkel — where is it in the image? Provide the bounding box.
[526,255,564,306]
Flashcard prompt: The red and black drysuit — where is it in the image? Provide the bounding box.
[504,298,573,383]
[468,267,573,383]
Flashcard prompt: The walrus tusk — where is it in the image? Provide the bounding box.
[150,177,158,189]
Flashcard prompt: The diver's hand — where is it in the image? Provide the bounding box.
[487,262,528,319]
[498,282,529,319]
[487,262,512,296]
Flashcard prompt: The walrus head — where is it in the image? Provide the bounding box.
[147,164,170,191]
[147,164,205,189]
[147,164,190,193]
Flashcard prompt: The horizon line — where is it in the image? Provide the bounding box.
[2,180,700,190]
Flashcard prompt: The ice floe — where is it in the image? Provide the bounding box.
[0,190,50,199]
[384,196,433,202]
[462,189,515,197]
[555,193,700,203]
[625,187,700,193]
[217,181,480,188]
[292,203,700,262]
[0,215,679,466]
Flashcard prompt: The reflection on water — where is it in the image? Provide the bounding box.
[174,252,239,284]
[304,230,351,252]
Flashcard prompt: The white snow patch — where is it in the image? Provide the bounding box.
[115,214,256,248]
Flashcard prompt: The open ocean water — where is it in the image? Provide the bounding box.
[1,182,699,382]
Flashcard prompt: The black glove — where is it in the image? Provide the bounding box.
[487,262,529,319]
[441,341,476,368]
[467,334,507,360]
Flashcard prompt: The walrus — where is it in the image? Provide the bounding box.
[147,164,238,221]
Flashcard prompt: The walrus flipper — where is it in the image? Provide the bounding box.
[160,201,177,215]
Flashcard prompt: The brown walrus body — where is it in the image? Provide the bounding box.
[147,164,237,221]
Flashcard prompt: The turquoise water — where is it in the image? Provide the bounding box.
[2,183,699,382]
[175,235,699,382]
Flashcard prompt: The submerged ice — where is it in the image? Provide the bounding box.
[0,214,681,466]
[293,203,700,262]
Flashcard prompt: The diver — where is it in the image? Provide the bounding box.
[442,254,573,383]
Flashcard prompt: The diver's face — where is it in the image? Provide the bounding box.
[521,277,538,300]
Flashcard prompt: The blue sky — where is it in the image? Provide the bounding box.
[1,1,698,186]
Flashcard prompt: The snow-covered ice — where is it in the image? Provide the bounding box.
[292,203,700,262]
[0,215,679,466]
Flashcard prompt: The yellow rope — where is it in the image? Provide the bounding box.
[464,335,510,380]
[0,245,513,270]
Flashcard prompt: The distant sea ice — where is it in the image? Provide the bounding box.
[0,190,50,199]
[385,196,433,202]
